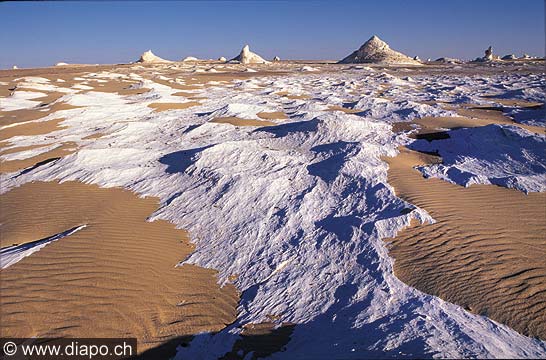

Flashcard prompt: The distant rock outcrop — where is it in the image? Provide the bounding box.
[182,56,201,62]
[502,54,517,60]
[474,46,500,62]
[137,50,170,63]
[435,57,462,64]
[339,35,421,65]
[55,62,69,66]
[484,46,494,61]
[218,56,227,62]
[273,56,281,62]
[230,45,269,64]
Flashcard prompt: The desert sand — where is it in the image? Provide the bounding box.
[1,55,545,359]
[212,116,276,127]
[148,101,202,112]
[385,110,546,339]
[0,181,238,354]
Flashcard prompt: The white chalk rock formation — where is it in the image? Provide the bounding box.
[474,46,500,62]
[137,50,170,63]
[435,57,462,64]
[502,54,517,60]
[273,56,281,62]
[218,56,227,62]
[12,65,18,69]
[339,35,421,65]
[484,46,494,61]
[55,62,69,66]
[230,45,269,64]
[182,56,201,62]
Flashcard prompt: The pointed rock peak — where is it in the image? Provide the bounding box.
[230,44,270,65]
[339,35,420,65]
[137,50,170,63]
[360,35,390,51]
[368,35,385,44]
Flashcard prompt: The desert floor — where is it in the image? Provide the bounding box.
[1,60,545,358]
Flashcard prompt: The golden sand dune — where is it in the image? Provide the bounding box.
[0,102,82,127]
[0,181,238,354]
[84,80,151,96]
[148,101,201,112]
[275,91,311,100]
[172,91,203,98]
[0,117,66,141]
[257,111,288,120]
[1,108,54,127]
[384,113,546,339]
[212,116,277,127]
[0,143,54,157]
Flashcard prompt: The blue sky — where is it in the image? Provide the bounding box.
[0,0,544,68]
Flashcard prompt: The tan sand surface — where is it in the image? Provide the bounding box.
[384,114,546,339]
[482,98,543,108]
[257,111,288,120]
[148,102,201,112]
[212,116,276,127]
[0,181,238,354]
[0,118,66,141]
[1,109,52,127]
[173,91,201,98]
[275,91,311,100]
[0,102,83,127]
[82,132,106,140]
[0,143,53,156]
[85,80,151,96]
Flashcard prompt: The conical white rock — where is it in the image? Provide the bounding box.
[339,35,420,65]
[137,50,170,63]
[218,56,227,62]
[230,45,269,64]
[273,56,281,62]
[182,56,201,62]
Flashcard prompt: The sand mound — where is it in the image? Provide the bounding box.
[0,181,238,354]
[230,45,269,64]
[339,35,421,65]
[137,50,171,63]
[212,116,275,127]
[385,114,546,340]
[385,147,546,340]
